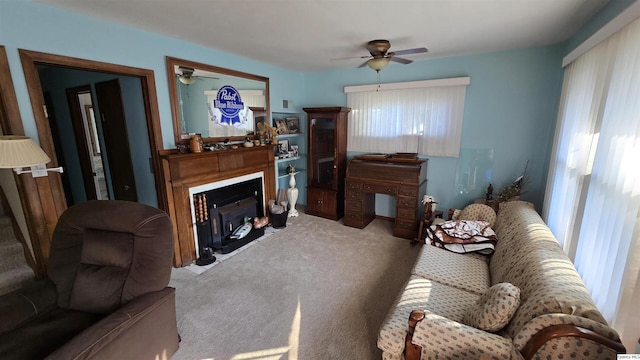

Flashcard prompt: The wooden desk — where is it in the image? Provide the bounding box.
[344,154,427,239]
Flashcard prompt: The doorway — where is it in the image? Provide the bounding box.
[39,66,144,205]
[19,50,166,212]
[65,85,108,201]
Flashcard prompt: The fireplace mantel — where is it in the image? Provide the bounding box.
[160,146,276,266]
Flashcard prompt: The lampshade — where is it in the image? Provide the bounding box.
[178,76,196,85]
[367,57,391,71]
[0,135,51,168]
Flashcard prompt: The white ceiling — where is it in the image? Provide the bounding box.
[36,0,609,72]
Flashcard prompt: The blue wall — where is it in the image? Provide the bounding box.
[0,0,632,213]
[303,45,565,213]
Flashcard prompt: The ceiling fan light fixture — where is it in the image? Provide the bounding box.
[367,57,391,72]
[178,76,196,85]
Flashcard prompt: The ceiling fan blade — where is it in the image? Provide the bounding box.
[392,47,428,56]
[331,55,372,61]
[194,75,220,80]
[390,56,413,65]
[357,60,370,68]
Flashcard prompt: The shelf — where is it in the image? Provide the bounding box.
[277,169,306,180]
[275,155,305,163]
[276,133,303,138]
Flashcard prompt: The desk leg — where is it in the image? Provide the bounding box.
[415,219,427,243]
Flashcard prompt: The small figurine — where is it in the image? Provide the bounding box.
[286,164,295,174]
[487,183,494,200]
[253,216,269,229]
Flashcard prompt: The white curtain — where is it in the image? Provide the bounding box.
[544,15,640,345]
[346,85,466,157]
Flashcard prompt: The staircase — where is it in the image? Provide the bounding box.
[0,205,35,296]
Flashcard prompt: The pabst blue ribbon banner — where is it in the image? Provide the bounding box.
[212,85,244,125]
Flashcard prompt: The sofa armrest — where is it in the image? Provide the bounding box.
[46,287,179,360]
[514,314,625,359]
[406,310,516,360]
[0,278,57,335]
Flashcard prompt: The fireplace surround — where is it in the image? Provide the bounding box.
[160,145,276,266]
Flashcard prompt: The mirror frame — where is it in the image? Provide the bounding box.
[166,56,270,145]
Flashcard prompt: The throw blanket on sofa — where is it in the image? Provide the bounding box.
[428,220,497,254]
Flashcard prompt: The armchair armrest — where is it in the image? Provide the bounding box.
[406,310,515,360]
[46,287,179,360]
[0,278,57,335]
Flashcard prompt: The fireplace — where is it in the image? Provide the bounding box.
[189,172,266,258]
[161,145,277,267]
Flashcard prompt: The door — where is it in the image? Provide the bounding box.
[95,79,138,202]
[65,85,99,201]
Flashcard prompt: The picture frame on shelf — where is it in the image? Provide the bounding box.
[254,115,266,132]
[274,118,289,135]
[286,117,300,134]
[290,145,299,157]
[278,139,290,156]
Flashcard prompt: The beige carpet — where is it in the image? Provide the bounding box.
[169,211,421,360]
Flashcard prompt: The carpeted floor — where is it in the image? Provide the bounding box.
[169,211,422,360]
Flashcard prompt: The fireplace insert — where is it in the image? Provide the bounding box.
[193,177,265,258]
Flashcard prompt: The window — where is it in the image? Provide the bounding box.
[544,14,640,346]
[345,77,469,157]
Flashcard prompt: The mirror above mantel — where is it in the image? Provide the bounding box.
[166,56,270,145]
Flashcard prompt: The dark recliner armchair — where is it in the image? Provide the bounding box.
[0,200,179,359]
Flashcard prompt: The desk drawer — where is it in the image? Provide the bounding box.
[346,189,362,200]
[397,196,416,208]
[363,183,397,195]
[345,200,362,211]
[396,218,417,230]
[344,210,367,228]
[398,186,418,197]
[346,182,362,190]
[397,207,417,221]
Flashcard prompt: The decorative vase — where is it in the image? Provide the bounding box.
[287,172,299,217]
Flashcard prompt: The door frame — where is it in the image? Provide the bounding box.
[17,49,166,271]
[0,46,47,277]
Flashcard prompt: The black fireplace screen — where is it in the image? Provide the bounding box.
[193,177,265,255]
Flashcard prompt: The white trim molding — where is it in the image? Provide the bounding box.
[563,0,640,68]
[344,76,471,93]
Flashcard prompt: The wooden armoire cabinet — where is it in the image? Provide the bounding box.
[303,107,351,220]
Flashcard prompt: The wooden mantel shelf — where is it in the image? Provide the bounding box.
[160,145,276,267]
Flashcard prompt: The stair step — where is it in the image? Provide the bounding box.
[0,242,29,273]
[0,266,34,297]
[0,217,16,241]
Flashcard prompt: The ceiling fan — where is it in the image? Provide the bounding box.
[340,39,428,72]
[175,66,219,85]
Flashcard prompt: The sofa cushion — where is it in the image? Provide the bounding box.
[412,310,517,360]
[378,275,479,354]
[491,201,608,339]
[463,282,520,332]
[457,203,497,227]
[412,244,490,295]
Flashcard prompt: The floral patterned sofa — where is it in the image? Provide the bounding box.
[378,201,626,359]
